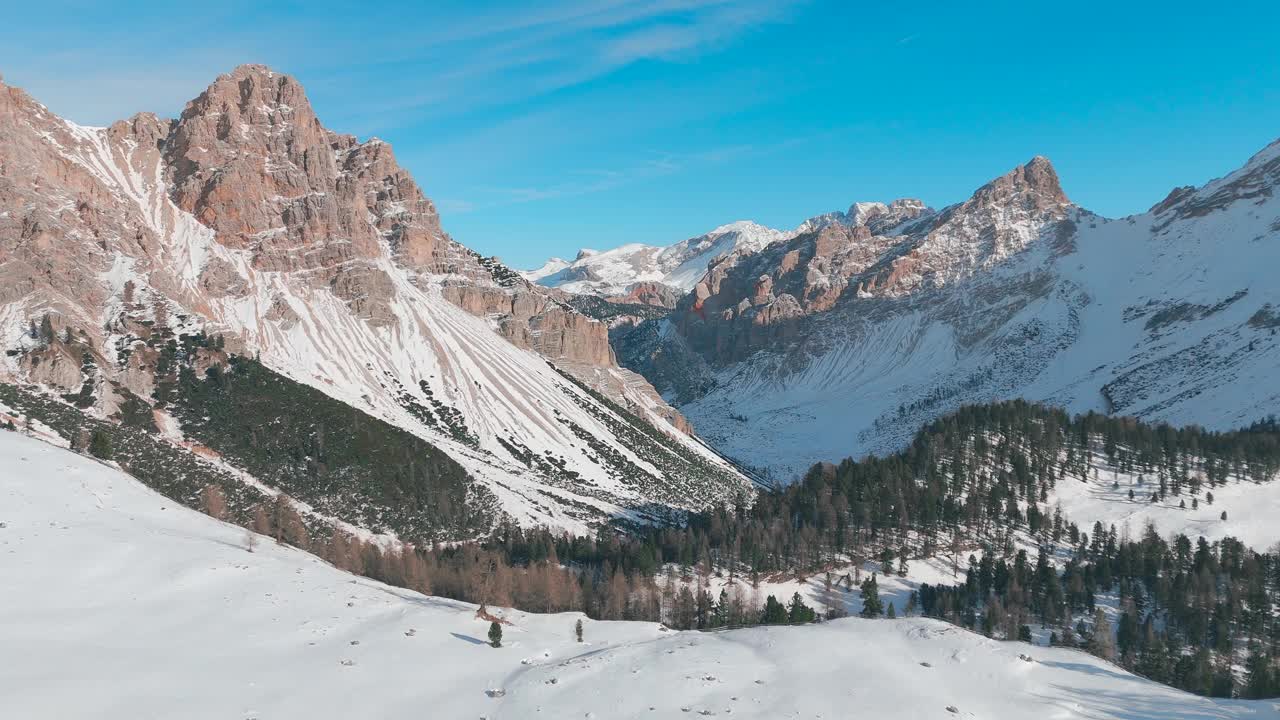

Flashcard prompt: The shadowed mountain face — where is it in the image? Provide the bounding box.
[0,65,752,534]
[614,145,1280,482]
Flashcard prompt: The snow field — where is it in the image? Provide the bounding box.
[4,431,1278,719]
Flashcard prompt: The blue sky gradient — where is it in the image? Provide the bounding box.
[3,1,1279,268]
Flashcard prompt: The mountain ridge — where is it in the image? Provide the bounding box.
[0,64,753,535]
[612,147,1280,481]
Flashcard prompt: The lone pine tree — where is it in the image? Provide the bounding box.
[860,575,883,618]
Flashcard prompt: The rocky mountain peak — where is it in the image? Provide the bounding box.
[968,155,1069,210]
[160,64,450,283]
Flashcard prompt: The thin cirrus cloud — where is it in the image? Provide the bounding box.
[437,132,824,216]
[324,0,804,133]
[0,0,800,129]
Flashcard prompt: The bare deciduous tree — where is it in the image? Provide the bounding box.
[199,484,227,521]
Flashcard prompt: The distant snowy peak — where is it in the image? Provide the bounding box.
[658,221,790,291]
[522,257,570,282]
[526,198,938,302]
[795,198,933,236]
[526,220,791,299]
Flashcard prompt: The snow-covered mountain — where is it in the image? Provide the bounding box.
[618,146,1280,481]
[524,200,934,304]
[0,65,751,536]
[523,220,791,300]
[6,428,1276,720]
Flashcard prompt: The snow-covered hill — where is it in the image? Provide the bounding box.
[4,430,1276,720]
[624,145,1280,481]
[524,221,790,298]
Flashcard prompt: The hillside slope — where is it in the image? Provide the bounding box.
[3,429,1276,720]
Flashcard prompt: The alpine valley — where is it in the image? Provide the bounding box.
[8,61,1280,720]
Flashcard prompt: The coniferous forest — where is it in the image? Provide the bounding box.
[243,400,1280,699]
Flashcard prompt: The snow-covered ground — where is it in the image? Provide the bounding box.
[5,430,1279,719]
[1051,454,1280,551]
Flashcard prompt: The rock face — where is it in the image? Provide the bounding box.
[618,147,1280,481]
[0,66,751,531]
[669,161,1068,364]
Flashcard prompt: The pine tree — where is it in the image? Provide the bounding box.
[1244,645,1273,699]
[88,430,113,460]
[488,621,503,648]
[575,618,584,643]
[1090,609,1115,661]
[787,592,815,624]
[761,595,788,625]
[887,602,897,619]
[39,315,54,344]
[860,575,883,618]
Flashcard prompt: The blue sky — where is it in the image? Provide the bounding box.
[3,1,1279,268]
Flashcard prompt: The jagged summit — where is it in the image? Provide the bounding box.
[967,155,1070,209]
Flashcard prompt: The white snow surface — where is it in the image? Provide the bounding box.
[5,431,1279,720]
[1051,453,1280,551]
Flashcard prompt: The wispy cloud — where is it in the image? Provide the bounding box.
[319,0,805,133]
[443,131,823,214]
[0,0,803,130]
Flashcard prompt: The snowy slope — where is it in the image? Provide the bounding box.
[666,144,1280,481]
[3,431,1276,720]
[525,221,789,296]
[1046,451,1280,551]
